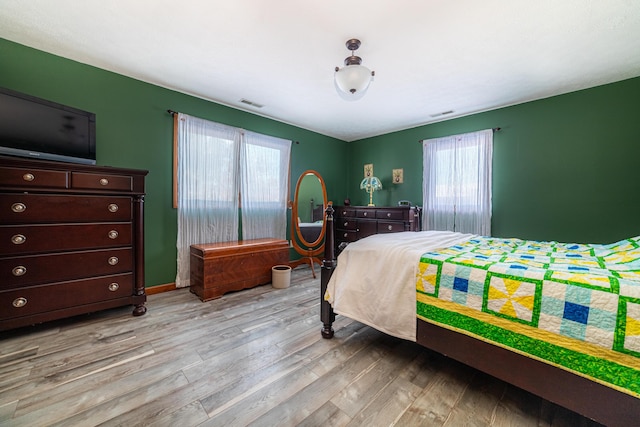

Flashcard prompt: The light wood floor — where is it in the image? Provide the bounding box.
[1,267,602,427]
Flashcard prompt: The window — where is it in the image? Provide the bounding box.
[240,130,291,240]
[173,113,291,287]
[422,129,492,235]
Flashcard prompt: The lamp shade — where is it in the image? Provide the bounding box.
[360,176,382,190]
[335,64,373,99]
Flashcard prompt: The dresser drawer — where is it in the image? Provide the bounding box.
[0,194,132,224]
[0,223,132,256]
[335,207,356,218]
[336,229,357,242]
[71,172,132,191]
[0,247,133,289]
[357,220,377,239]
[0,273,134,320]
[378,221,407,233]
[356,209,376,219]
[0,166,69,189]
[376,209,408,221]
[337,218,357,230]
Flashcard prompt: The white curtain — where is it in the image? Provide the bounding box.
[175,113,291,288]
[422,129,493,236]
[240,130,291,240]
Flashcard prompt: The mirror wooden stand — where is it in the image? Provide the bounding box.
[290,170,327,278]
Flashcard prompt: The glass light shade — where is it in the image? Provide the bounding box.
[335,65,373,100]
[360,176,382,206]
[360,176,382,190]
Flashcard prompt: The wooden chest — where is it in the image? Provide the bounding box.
[189,238,289,301]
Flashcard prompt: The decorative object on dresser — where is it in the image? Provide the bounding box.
[190,238,289,301]
[0,155,148,331]
[359,176,382,206]
[333,205,420,253]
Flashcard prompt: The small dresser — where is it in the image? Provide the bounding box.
[0,155,148,331]
[333,205,420,250]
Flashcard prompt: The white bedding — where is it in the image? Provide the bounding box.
[324,230,474,341]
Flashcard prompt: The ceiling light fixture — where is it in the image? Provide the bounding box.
[334,38,375,101]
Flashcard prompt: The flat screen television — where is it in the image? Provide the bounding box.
[0,87,96,165]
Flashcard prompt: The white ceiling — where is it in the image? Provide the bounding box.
[1,1,640,142]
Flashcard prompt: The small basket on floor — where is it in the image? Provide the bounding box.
[271,265,292,289]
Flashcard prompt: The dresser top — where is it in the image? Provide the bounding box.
[0,155,148,176]
[333,205,416,210]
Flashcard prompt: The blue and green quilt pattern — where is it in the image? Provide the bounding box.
[416,236,640,396]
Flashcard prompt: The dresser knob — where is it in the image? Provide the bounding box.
[100,178,109,186]
[11,234,26,245]
[12,265,27,276]
[12,297,27,308]
[108,257,119,266]
[343,232,348,238]
[363,212,368,217]
[343,221,349,227]
[387,225,393,231]
[11,203,26,213]
[108,282,119,291]
[387,213,391,218]
[108,230,119,239]
[108,203,119,213]
[23,173,35,182]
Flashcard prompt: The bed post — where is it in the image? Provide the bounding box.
[320,203,336,338]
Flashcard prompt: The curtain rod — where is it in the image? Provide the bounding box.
[417,127,501,143]
[167,109,299,144]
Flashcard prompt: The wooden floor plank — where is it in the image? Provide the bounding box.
[444,371,506,427]
[394,358,476,426]
[347,375,422,427]
[297,401,352,427]
[330,339,418,418]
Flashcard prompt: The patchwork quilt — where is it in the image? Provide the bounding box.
[416,236,640,397]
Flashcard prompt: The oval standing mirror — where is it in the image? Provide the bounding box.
[290,170,327,278]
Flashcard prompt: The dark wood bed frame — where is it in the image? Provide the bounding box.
[319,205,640,427]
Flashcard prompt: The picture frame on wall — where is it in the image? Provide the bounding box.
[393,168,403,184]
[364,163,373,177]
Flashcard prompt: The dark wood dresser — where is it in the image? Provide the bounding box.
[333,205,420,249]
[0,156,148,331]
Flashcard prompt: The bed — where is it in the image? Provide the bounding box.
[320,206,640,426]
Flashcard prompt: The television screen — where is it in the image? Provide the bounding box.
[0,87,96,165]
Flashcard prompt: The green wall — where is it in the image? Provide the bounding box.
[0,38,349,287]
[348,76,640,243]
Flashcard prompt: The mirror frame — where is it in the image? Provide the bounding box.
[291,170,327,257]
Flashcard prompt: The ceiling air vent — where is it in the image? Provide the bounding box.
[429,110,454,118]
[240,99,264,108]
